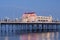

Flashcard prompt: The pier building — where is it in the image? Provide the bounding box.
[36,16,52,22]
[22,12,37,22]
[21,12,52,22]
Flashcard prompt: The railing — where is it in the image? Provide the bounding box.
[0,19,60,23]
[0,21,60,24]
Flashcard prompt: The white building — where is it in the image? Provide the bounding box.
[22,12,37,22]
[21,12,53,22]
[36,16,52,22]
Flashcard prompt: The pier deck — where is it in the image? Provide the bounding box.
[0,21,60,24]
[0,21,60,33]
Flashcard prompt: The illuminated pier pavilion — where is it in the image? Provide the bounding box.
[0,12,60,33]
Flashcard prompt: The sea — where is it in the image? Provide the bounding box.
[0,32,60,40]
[0,25,60,40]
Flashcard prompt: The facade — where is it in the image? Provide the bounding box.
[36,16,52,22]
[22,12,37,22]
[21,12,52,22]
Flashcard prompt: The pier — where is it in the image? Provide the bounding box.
[0,12,60,33]
[0,21,60,33]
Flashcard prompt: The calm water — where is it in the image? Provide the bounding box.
[0,31,60,40]
[0,24,60,40]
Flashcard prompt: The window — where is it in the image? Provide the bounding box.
[38,20,40,21]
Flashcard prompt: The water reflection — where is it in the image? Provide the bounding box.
[19,32,60,40]
[0,32,60,40]
[5,36,8,40]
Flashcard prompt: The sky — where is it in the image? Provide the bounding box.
[0,0,60,20]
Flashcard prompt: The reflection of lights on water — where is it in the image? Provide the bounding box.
[36,33,40,40]
[30,33,37,40]
[5,36,8,40]
[42,33,48,40]
[51,32,54,40]
[28,34,30,40]
[56,32,59,40]
[16,33,38,40]
[47,32,50,40]
[42,33,45,40]
[22,35,28,40]
[19,32,59,40]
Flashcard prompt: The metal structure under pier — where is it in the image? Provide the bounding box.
[0,22,60,34]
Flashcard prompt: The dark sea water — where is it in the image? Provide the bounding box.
[0,32,60,40]
[0,24,60,40]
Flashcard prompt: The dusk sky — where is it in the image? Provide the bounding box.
[0,0,60,20]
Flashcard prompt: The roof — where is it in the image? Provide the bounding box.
[24,12,35,14]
